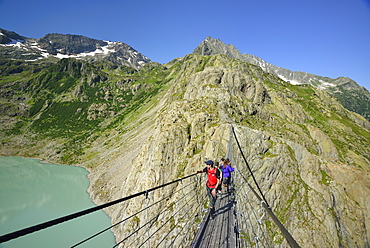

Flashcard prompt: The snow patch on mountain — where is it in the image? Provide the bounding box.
[277,74,303,85]
[54,41,116,59]
[1,31,150,69]
[317,80,336,90]
[258,61,267,71]
[0,38,24,47]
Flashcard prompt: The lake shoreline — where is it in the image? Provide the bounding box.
[0,156,116,247]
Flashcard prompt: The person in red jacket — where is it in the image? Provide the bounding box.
[197,160,221,218]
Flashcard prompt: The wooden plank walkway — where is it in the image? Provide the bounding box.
[191,187,237,248]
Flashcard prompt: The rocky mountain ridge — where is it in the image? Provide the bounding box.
[0,29,369,247]
[0,28,150,69]
[86,54,369,247]
[193,37,370,121]
[193,37,363,90]
[1,28,369,121]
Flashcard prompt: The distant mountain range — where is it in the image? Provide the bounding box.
[0,28,151,69]
[1,28,369,120]
[0,28,369,247]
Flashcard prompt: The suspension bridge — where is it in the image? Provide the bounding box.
[0,125,301,247]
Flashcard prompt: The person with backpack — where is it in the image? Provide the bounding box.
[215,161,223,194]
[197,160,221,218]
[221,158,234,193]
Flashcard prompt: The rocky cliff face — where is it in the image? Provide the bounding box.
[193,37,370,121]
[79,54,369,247]
[0,34,369,246]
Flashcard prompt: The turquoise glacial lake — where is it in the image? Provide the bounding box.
[0,157,115,248]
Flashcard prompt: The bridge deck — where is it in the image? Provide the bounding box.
[191,187,237,248]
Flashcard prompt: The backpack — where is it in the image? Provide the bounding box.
[206,168,219,188]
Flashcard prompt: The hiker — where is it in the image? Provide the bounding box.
[215,161,223,194]
[197,160,221,218]
[221,158,234,193]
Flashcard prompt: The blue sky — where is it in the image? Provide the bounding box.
[1,0,369,90]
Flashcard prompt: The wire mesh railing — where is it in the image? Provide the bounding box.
[113,178,206,248]
[230,124,300,248]
[1,123,302,248]
[233,168,272,248]
[0,172,206,247]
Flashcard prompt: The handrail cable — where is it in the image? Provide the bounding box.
[166,197,207,248]
[71,180,195,247]
[256,201,270,248]
[137,189,197,248]
[237,188,271,248]
[144,190,150,248]
[231,124,301,248]
[156,182,207,247]
[121,189,199,248]
[155,197,200,248]
[171,181,208,248]
[114,188,198,247]
[144,186,201,248]
[231,125,269,206]
[228,128,269,247]
[0,172,198,244]
[115,189,195,247]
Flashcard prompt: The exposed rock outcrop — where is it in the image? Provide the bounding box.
[83,54,369,247]
[0,51,368,247]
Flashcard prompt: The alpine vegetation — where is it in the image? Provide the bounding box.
[0,28,369,247]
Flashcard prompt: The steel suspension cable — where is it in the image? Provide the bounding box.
[231,125,269,206]
[235,186,262,246]
[0,172,198,244]
[155,200,198,248]
[114,187,198,247]
[71,180,196,247]
[137,190,197,248]
[171,189,208,248]
[231,125,268,246]
[167,197,207,248]
[156,183,207,247]
[125,189,199,248]
[231,124,301,248]
[236,187,271,248]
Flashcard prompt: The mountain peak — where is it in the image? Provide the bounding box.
[37,33,109,54]
[193,36,243,59]
[192,36,370,120]
[0,28,151,69]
